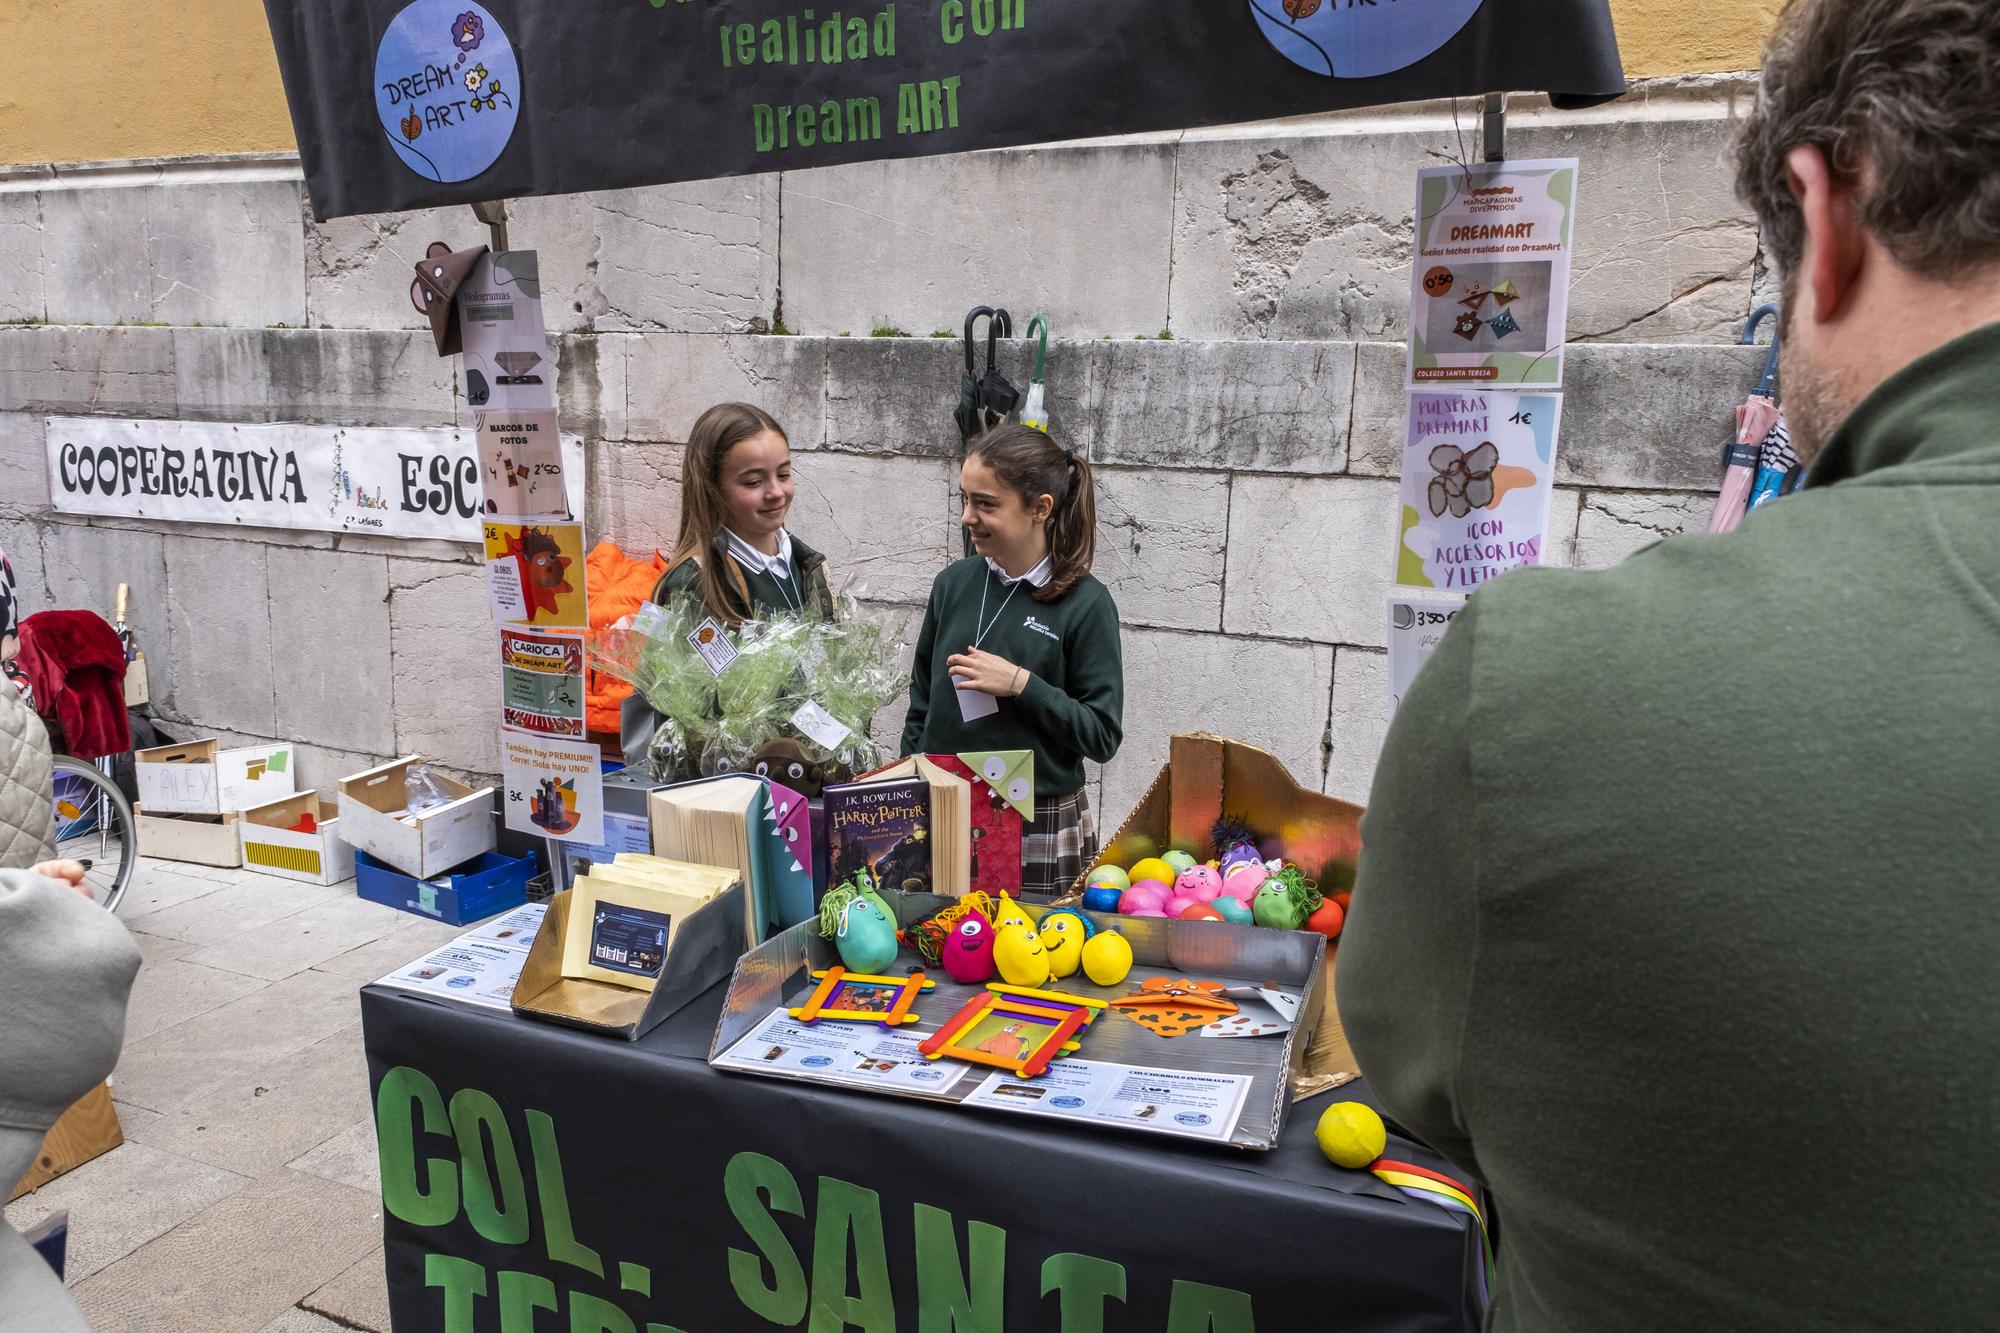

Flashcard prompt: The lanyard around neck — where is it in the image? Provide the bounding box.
[973,568,1023,650]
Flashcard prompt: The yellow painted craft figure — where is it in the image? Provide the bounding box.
[1315,1101,1387,1169]
[1035,907,1092,979]
[1079,929,1133,986]
[991,890,1033,933]
[993,921,1052,987]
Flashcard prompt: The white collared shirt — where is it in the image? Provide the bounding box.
[724,527,794,579]
[985,554,1052,588]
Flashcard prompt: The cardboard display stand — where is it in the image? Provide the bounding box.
[136,807,243,868]
[511,882,746,1040]
[239,792,355,886]
[337,756,497,879]
[135,739,294,815]
[1068,732,1365,1091]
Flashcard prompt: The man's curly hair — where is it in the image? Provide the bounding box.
[1735,0,2000,282]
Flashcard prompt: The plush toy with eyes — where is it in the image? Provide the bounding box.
[751,739,827,797]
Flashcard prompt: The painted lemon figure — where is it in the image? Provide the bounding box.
[1036,910,1089,979]
[1079,929,1134,986]
[993,922,1052,987]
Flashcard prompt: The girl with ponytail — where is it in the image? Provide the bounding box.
[901,425,1125,896]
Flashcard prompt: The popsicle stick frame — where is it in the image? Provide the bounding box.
[788,967,934,1026]
[918,983,1108,1078]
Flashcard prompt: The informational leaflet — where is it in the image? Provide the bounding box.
[500,731,606,845]
[962,1059,1252,1144]
[476,410,570,520]
[1396,390,1563,591]
[499,627,585,739]
[1408,158,1578,389]
[458,251,556,415]
[714,1010,971,1096]
[484,520,587,629]
[374,904,547,1013]
[1387,595,1468,720]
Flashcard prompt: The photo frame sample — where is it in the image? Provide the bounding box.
[788,967,934,1026]
[918,984,1108,1079]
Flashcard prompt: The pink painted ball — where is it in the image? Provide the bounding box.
[1220,864,1267,901]
[1164,894,1195,917]
[1126,907,1167,918]
[1174,865,1223,904]
[1119,881,1171,915]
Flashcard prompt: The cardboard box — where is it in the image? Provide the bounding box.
[355,849,538,926]
[137,806,243,868]
[337,756,496,879]
[1068,732,1364,1093]
[134,739,294,815]
[239,792,356,886]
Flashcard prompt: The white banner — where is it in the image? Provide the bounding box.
[45,416,583,543]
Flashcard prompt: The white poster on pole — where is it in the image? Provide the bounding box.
[1395,390,1563,592]
[1407,158,1578,389]
[45,417,582,542]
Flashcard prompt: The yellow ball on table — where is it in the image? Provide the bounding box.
[1314,1101,1387,1169]
[1127,857,1175,888]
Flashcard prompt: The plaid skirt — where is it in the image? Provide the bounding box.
[1018,789,1096,900]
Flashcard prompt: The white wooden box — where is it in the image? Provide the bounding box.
[135,739,295,815]
[136,807,242,868]
[337,756,496,880]
[239,792,355,886]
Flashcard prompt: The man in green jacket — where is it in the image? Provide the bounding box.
[1339,1,2000,1327]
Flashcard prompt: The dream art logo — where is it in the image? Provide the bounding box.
[1248,0,1486,79]
[374,0,522,182]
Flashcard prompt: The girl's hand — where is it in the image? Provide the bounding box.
[946,647,1029,698]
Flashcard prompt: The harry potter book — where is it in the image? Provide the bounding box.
[823,774,945,896]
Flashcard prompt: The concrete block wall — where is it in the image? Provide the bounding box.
[0,81,1764,820]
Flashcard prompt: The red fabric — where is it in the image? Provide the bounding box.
[17,610,130,760]
[584,540,667,734]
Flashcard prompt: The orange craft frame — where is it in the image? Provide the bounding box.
[918,983,1108,1078]
[787,967,933,1026]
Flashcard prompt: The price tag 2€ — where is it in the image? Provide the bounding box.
[687,617,739,677]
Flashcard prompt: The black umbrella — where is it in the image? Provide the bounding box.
[955,306,1018,442]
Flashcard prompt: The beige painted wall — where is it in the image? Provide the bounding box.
[0,0,1778,167]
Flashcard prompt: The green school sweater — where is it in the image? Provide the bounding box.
[900,558,1124,797]
[651,532,835,620]
[1339,323,2000,1331]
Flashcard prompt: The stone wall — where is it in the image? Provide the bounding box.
[0,83,1767,822]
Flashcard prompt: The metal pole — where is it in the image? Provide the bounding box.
[1482,92,1507,164]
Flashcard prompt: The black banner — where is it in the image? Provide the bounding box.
[362,982,1483,1331]
[265,0,1623,220]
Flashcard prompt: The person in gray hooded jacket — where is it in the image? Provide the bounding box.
[0,670,141,1329]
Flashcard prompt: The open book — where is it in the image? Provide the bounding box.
[824,755,971,898]
[648,775,815,943]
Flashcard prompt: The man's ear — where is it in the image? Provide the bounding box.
[1786,143,1868,324]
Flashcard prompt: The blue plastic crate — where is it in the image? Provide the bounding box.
[354,848,537,926]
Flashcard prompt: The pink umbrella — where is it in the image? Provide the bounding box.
[1709,304,1782,534]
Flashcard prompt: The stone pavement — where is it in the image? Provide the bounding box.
[5,856,476,1332]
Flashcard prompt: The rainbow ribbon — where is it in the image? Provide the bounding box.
[1372,1159,1495,1307]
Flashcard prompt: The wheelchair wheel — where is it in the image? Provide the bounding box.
[50,756,138,914]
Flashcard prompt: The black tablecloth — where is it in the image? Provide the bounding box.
[361,982,1482,1331]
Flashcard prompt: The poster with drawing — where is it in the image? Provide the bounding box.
[483,520,586,629]
[475,410,569,519]
[1387,595,1466,721]
[500,730,605,845]
[1397,390,1562,592]
[499,628,585,739]
[459,250,555,414]
[1408,159,1578,388]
